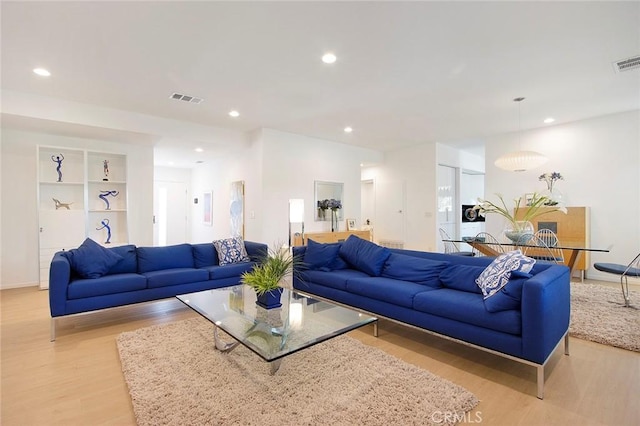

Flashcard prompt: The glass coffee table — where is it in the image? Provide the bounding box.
[177,284,377,373]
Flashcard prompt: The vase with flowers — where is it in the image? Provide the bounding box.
[473,193,567,243]
[538,172,564,206]
[318,198,342,231]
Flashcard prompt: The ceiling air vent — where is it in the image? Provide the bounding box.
[612,55,640,73]
[169,93,204,104]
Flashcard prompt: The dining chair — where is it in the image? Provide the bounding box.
[520,234,564,265]
[594,252,640,308]
[471,232,504,257]
[438,228,474,256]
[533,229,564,264]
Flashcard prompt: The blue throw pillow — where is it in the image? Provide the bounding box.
[476,250,536,299]
[382,253,449,287]
[483,277,528,312]
[439,264,485,294]
[64,238,123,279]
[106,244,137,274]
[212,236,250,266]
[304,239,341,270]
[338,235,391,276]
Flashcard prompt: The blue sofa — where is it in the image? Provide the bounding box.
[49,239,267,340]
[292,236,571,399]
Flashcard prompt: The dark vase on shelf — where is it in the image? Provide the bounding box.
[256,288,283,309]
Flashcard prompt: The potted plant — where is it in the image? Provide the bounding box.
[241,245,301,309]
[473,193,567,243]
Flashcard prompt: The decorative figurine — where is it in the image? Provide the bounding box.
[52,198,73,210]
[96,219,112,244]
[98,190,119,210]
[103,160,109,181]
[51,154,64,182]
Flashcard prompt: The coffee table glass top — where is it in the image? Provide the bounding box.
[177,285,376,362]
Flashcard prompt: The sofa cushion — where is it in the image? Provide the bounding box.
[192,243,220,268]
[64,238,123,279]
[212,237,250,266]
[106,244,138,275]
[205,262,256,280]
[483,277,528,313]
[298,269,369,291]
[304,239,341,270]
[346,277,438,309]
[67,273,147,299]
[413,288,522,335]
[339,235,391,276]
[381,253,448,288]
[439,264,484,294]
[476,250,536,299]
[142,268,209,289]
[137,244,195,273]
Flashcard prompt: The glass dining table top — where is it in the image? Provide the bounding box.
[176,284,376,362]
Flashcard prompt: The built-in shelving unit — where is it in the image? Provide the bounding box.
[37,147,129,289]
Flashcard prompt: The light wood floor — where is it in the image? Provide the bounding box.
[1,283,639,426]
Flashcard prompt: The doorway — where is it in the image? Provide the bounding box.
[153,180,189,246]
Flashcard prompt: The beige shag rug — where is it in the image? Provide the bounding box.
[117,317,478,426]
[570,283,639,352]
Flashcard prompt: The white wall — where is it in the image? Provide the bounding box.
[485,110,640,280]
[0,128,154,289]
[255,128,382,247]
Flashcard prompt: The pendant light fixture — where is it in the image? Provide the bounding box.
[494,97,548,172]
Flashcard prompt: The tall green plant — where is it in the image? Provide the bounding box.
[241,245,303,295]
[473,192,567,227]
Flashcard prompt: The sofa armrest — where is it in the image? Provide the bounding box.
[49,251,71,317]
[244,241,268,261]
[521,264,571,364]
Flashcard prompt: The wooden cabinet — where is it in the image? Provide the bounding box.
[515,207,590,276]
[292,230,372,246]
[37,146,129,289]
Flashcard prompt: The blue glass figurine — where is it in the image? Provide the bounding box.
[98,190,119,210]
[51,154,65,182]
[96,219,112,244]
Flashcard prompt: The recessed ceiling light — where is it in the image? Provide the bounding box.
[344,126,353,133]
[229,110,240,118]
[33,68,51,77]
[195,148,204,153]
[322,53,337,64]
[544,117,555,124]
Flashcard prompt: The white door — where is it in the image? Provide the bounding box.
[153,181,188,246]
[374,180,405,245]
[437,165,458,252]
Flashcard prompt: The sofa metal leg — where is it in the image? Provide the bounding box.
[50,318,56,342]
[537,365,544,399]
[373,321,378,338]
[564,333,570,355]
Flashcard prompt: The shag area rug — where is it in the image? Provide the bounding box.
[570,282,639,352]
[117,317,478,426]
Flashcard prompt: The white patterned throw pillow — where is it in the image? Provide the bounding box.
[475,250,536,299]
[212,236,250,266]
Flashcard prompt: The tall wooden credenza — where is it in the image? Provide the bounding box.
[515,207,590,278]
[292,230,372,246]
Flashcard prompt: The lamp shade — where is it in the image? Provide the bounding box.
[289,199,304,223]
[494,150,548,172]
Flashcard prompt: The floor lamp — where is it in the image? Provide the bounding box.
[288,199,305,248]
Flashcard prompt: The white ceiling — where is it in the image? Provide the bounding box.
[2,1,639,165]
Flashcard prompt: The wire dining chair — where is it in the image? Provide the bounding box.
[471,232,505,257]
[439,228,474,256]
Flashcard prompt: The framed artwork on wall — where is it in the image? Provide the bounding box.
[346,218,357,230]
[203,191,213,226]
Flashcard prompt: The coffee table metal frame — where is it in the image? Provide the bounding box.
[177,284,377,374]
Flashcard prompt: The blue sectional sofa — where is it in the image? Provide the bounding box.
[49,238,267,340]
[292,236,571,399]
